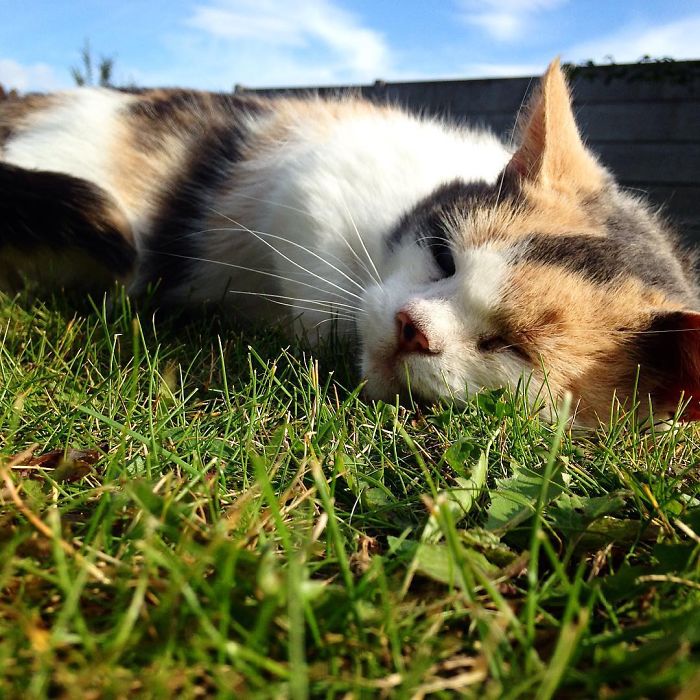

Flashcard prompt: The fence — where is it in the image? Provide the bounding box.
[247,60,700,245]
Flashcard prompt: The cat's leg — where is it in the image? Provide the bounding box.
[0,162,136,291]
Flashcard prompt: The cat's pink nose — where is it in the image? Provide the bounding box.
[395,310,431,354]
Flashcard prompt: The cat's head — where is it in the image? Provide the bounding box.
[360,59,700,424]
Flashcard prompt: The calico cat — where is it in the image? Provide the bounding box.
[1,59,699,424]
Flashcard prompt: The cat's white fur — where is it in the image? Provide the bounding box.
[4,90,130,207]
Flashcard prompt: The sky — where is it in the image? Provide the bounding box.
[1,0,699,92]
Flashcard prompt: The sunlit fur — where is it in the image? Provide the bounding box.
[2,60,699,424]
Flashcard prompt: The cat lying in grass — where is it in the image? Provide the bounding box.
[1,59,698,424]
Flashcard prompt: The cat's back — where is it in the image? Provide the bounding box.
[1,87,509,210]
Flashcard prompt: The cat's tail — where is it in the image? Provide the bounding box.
[0,162,136,290]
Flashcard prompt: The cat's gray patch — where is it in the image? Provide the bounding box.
[520,191,698,305]
[388,179,499,252]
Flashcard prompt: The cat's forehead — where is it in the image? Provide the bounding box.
[455,188,616,253]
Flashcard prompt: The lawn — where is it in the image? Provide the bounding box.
[1,289,699,699]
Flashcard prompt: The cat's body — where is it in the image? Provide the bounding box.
[0,88,509,312]
[2,61,699,423]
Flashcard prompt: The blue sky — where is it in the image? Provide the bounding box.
[1,0,699,91]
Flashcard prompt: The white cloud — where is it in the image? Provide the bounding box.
[565,14,700,64]
[183,0,390,86]
[0,58,67,92]
[458,0,566,42]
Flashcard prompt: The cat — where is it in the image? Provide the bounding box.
[1,59,699,425]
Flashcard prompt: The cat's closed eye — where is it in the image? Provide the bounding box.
[477,334,530,362]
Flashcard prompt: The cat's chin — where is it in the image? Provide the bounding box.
[361,378,444,407]
[361,354,404,402]
[361,350,463,405]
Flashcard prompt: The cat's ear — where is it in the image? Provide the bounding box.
[638,310,700,420]
[506,58,606,192]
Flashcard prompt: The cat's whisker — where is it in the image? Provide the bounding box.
[226,192,373,284]
[227,289,366,315]
[414,235,456,247]
[253,186,383,288]
[241,227,367,291]
[337,190,383,285]
[227,194,377,288]
[142,249,359,306]
[208,208,366,301]
[313,317,349,330]
[240,227,365,299]
[341,234,382,287]
[181,222,367,289]
[331,225,381,287]
[204,195,368,284]
[227,191,329,223]
[258,296,356,322]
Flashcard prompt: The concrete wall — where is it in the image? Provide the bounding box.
[247,61,700,245]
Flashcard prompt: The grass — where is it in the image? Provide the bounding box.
[1,288,699,699]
